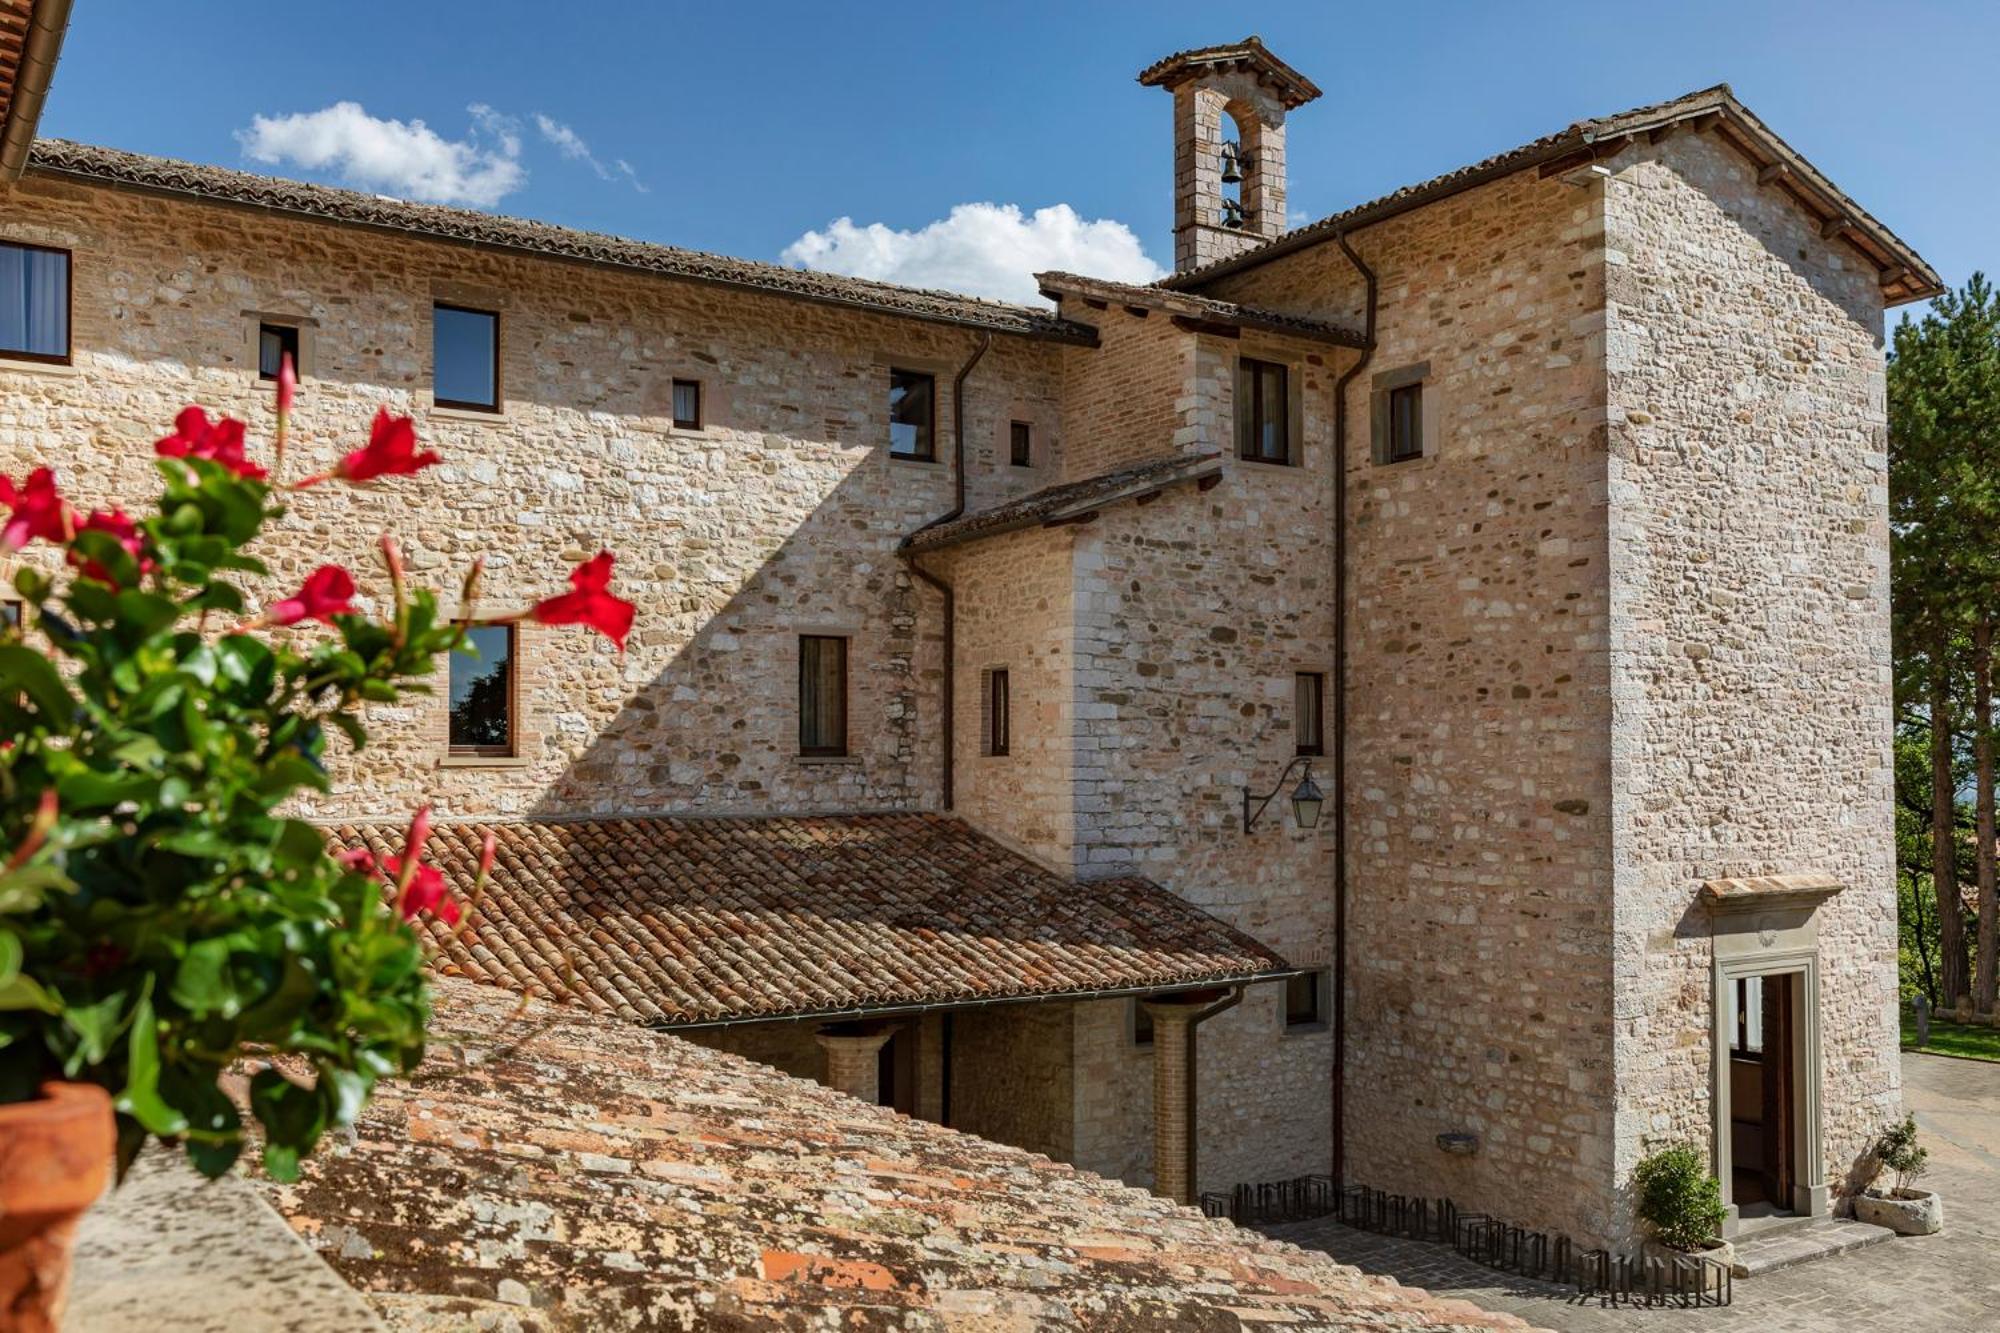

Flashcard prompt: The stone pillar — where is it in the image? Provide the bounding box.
[815,1021,894,1105]
[1142,991,1229,1204]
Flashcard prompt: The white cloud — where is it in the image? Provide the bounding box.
[781,203,1164,305]
[535,115,647,192]
[236,102,525,207]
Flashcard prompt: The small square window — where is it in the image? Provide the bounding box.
[258,322,300,381]
[0,241,70,364]
[1388,382,1423,463]
[799,634,849,756]
[889,368,935,461]
[1132,1000,1154,1047]
[1285,972,1324,1028]
[1,600,20,629]
[434,303,500,411]
[1235,357,1291,465]
[1295,672,1324,757]
[672,379,702,430]
[985,668,1010,756]
[1009,421,1033,468]
[449,623,516,757]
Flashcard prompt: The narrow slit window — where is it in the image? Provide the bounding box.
[449,623,516,757]
[672,378,702,429]
[433,303,500,411]
[889,368,935,460]
[1387,382,1424,463]
[799,635,849,756]
[1235,357,1291,464]
[1295,672,1324,757]
[986,668,1010,756]
[1285,972,1324,1028]
[0,242,70,364]
[1009,420,1033,468]
[258,322,300,381]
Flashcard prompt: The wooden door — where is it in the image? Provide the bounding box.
[1759,975,1797,1209]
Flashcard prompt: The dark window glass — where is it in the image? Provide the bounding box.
[799,635,848,756]
[1235,357,1291,464]
[889,368,935,460]
[434,304,499,410]
[449,624,515,756]
[988,668,1010,756]
[0,242,70,362]
[258,323,299,381]
[1295,672,1324,756]
[672,379,701,429]
[1388,382,1424,462]
[1009,420,1033,468]
[1133,1001,1154,1047]
[1,601,19,628]
[1286,972,1323,1028]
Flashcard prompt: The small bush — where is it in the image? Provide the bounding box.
[1632,1143,1727,1250]
[1875,1115,1930,1193]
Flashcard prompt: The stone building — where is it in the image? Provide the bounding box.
[0,31,1938,1249]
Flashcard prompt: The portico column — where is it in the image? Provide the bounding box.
[1142,989,1236,1204]
[815,1021,894,1104]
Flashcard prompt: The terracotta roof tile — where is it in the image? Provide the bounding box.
[903,452,1224,554]
[328,814,1291,1026]
[24,140,1101,344]
[1136,36,1323,109]
[266,978,1538,1330]
[1037,269,1366,346]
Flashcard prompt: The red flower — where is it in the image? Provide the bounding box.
[299,409,439,487]
[276,352,298,419]
[335,846,377,874]
[267,565,356,626]
[155,407,268,480]
[0,468,69,550]
[384,854,459,925]
[531,551,635,651]
[67,509,154,589]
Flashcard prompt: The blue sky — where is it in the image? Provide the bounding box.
[43,1,1993,310]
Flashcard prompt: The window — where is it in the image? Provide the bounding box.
[1132,1001,1154,1047]
[1295,672,1324,757]
[1285,972,1324,1029]
[448,623,515,757]
[889,368,934,461]
[1730,976,1765,1057]
[1234,357,1291,464]
[799,635,849,756]
[1009,420,1033,468]
[433,303,499,411]
[1,600,19,628]
[1387,382,1424,463]
[258,322,300,382]
[985,668,1010,756]
[672,378,702,430]
[0,241,70,364]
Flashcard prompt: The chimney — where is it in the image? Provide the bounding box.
[1138,36,1321,273]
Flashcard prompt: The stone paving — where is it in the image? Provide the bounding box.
[1269,1052,2000,1332]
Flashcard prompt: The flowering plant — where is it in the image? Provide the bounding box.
[0,360,632,1178]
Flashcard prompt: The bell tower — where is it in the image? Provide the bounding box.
[1138,36,1321,273]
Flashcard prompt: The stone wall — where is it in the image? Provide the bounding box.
[682,1019,824,1083]
[1601,130,1898,1225]
[1052,306,1190,481]
[0,173,1061,823]
[950,1003,1075,1161]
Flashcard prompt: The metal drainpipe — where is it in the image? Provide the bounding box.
[1330,230,1377,1190]
[904,332,991,811]
[1182,985,1244,1201]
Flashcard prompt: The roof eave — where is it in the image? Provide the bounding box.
[902,455,1224,554]
[0,0,69,181]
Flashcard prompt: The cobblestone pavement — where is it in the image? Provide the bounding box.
[1269,1052,2000,1332]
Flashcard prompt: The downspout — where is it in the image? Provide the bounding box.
[0,0,73,180]
[1182,985,1244,1199]
[1330,231,1377,1190]
[904,331,991,811]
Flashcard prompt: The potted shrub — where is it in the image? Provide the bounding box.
[1855,1115,1943,1235]
[0,364,631,1328]
[1632,1142,1733,1271]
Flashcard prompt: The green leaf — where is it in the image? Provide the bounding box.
[61,990,129,1067]
[114,989,188,1137]
[170,938,240,1016]
[250,1068,324,1181]
[0,644,76,723]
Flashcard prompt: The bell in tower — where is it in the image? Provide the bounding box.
[1137,36,1321,273]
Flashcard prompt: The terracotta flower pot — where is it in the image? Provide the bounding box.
[0,1082,115,1332]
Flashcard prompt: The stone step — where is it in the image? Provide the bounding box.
[1731,1218,1897,1277]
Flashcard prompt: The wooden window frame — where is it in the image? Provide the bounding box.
[447,621,517,759]
[1387,382,1424,463]
[432,302,502,413]
[798,634,850,757]
[986,667,1010,756]
[1295,671,1325,757]
[888,367,937,462]
[671,378,703,430]
[0,241,72,366]
[257,321,301,383]
[1371,362,1432,465]
[1009,420,1033,468]
[1235,356,1292,465]
[1284,971,1325,1030]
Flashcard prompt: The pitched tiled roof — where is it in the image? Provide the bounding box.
[903,452,1224,554]
[23,140,1101,344]
[1136,36,1323,109]
[268,978,1536,1330]
[1037,269,1366,346]
[1168,85,1942,306]
[327,814,1290,1027]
